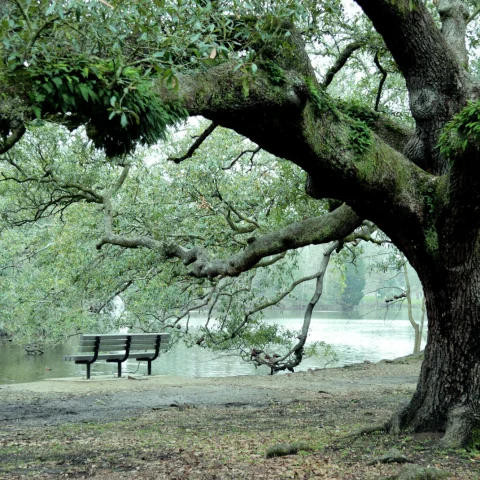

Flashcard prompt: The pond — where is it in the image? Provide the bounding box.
[0,308,425,384]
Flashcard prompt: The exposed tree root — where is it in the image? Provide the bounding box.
[339,423,389,440]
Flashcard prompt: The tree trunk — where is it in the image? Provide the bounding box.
[391,261,480,447]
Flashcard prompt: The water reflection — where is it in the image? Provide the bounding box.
[0,309,425,384]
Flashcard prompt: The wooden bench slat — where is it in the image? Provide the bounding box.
[79,341,128,349]
[129,353,158,359]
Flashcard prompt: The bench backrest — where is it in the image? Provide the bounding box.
[79,334,170,353]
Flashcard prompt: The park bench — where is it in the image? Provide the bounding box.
[64,333,170,379]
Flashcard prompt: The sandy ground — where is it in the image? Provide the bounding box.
[0,359,421,429]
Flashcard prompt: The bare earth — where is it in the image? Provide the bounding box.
[1,358,478,479]
[0,359,420,427]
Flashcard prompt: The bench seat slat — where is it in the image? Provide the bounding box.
[128,350,155,360]
[64,353,131,361]
[78,343,128,351]
[80,338,129,346]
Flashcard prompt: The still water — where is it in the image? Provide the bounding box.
[0,309,425,384]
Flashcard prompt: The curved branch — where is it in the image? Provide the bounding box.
[321,40,364,89]
[0,124,26,155]
[467,3,480,24]
[168,122,218,163]
[269,241,337,374]
[164,204,362,278]
[252,252,286,269]
[96,202,362,279]
[13,0,32,32]
[373,51,387,112]
[228,257,334,344]
[222,145,260,170]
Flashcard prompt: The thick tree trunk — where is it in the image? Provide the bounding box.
[391,259,480,447]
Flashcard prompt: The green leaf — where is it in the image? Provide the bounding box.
[120,113,128,128]
[190,32,201,43]
[78,84,90,102]
[51,77,63,89]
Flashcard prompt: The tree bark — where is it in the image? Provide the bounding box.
[390,246,480,447]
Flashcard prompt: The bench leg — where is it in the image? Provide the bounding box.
[148,361,152,376]
[86,363,91,380]
[117,362,122,378]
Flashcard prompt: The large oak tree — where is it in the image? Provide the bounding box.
[2,0,480,447]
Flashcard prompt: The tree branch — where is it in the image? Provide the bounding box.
[0,124,26,155]
[437,0,469,67]
[168,122,218,163]
[373,51,387,112]
[268,241,337,374]
[321,40,364,89]
[222,146,260,170]
[13,0,32,32]
[163,204,362,278]
[467,3,480,24]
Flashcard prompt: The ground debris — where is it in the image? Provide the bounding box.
[367,447,411,465]
[381,464,452,479]
[265,441,314,458]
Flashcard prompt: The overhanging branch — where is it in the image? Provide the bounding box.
[163,203,362,278]
[321,40,364,89]
[168,122,218,163]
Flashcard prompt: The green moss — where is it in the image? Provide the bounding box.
[265,441,314,458]
[305,77,339,119]
[261,60,286,86]
[424,227,439,257]
[338,100,379,128]
[354,141,389,182]
[304,79,376,163]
